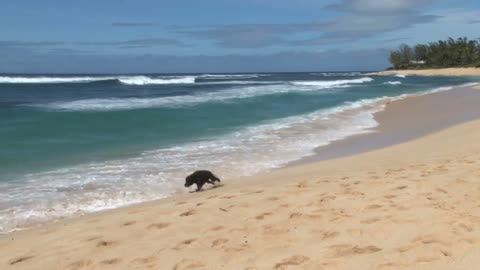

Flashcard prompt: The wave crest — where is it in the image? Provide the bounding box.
[291,77,373,87]
[118,76,196,85]
[384,81,402,85]
[0,76,114,84]
[36,80,364,111]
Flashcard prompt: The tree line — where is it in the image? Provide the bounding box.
[388,37,480,70]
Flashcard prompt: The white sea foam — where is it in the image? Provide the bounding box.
[198,74,264,79]
[0,76,115,84]
[0,74,271,85]
[291,77,373,86]
[36,80,361,111]
[197,80,278,85]
[395,74,407,78]
[0,94,392,233]
[310,72,364,76]
[384,81,402,85]
[0,75,197,85]
[118,76,196,85]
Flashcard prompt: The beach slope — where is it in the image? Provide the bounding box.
[371,67,480,76]
[1,114,480,269]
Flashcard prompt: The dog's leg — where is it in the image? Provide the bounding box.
[196,182,205,192]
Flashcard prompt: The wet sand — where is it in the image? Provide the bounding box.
[1,85,480,269]
[294,85,480,164]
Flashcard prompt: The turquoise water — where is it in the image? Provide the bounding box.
[0,72,477,232]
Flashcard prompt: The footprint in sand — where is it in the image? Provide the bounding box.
[315,230,339,240]
[329,244,382,257]
[100,258,121,265]
[296,182,307,188]
[173,239,197,250]
[67,259,93,270]
[289,212,303,219]
[173,259,204,270]
[435,188,448,194]
[274,255,310,270]
[96,240,116,248]
[9,255,35,265]
[361,217,381,224]
[366,204,383,209]
[255,212,273,220]
[455,223,473,232]
[211,238,229,248]
[131,256,156,265]
[86,235,102,242]
[180,209,196,217]
[225,243,250,252]
[122,221,136,226]
[147,222,170,230]
[209,225,224,231]
[397,245,413,253]
[412,235,449,246]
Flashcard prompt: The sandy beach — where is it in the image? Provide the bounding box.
[370,67,480,76]
[2,86,480,270]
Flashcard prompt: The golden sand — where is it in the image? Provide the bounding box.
[1,119,480,269]
[371,67,480,76]
[2,86,480,270]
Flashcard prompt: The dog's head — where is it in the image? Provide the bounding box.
[184,175,194,187]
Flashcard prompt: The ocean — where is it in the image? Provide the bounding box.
[0,72,477,233]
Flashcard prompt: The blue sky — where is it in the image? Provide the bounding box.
[1,0,479,73]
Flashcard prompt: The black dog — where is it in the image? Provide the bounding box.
[184,170,221,191]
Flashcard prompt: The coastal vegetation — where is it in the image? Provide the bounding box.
[388,37,480,70]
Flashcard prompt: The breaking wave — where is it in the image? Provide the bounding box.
[384,81,402,85]
[117,76,196,85]
[0,76,114,84]
[291,77,373,86]
[35,78,374,111]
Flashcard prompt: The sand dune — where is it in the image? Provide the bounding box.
[1,117,480,269]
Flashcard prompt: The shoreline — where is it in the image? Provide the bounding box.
[369,67,480,76]
[2,83,480,235]
[291,83,480,164]
[1,84,480,269]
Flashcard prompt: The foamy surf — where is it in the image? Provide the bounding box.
[118,76,196,85]
[198,74,265,79]
[384,81,402,85]
[34,79,372,111]
[291,77,373,86]
[2,82,469,233]
[0,76,115,84]
[0,74,264,85]
[0,93,399,233]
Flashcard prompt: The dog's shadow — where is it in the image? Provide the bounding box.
[189,183,225,193]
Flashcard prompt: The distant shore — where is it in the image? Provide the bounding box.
[369,67,480,76]
[1,84,480,269]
